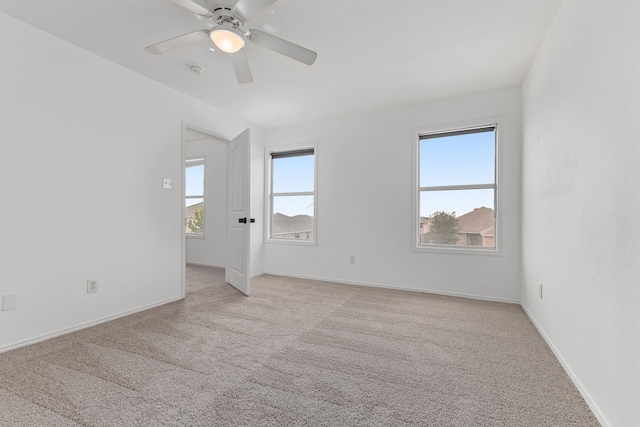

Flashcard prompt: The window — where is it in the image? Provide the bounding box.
[416,125,497,251]
[185,158,205,235]
[267,146,316,243]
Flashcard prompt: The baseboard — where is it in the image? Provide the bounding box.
[0,296,183,354]
[184,262,263,280]
[520,303,609,427]
[186,262,225,269]
[260,271,520,304]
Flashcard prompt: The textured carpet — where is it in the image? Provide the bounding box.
[0,265,599,426]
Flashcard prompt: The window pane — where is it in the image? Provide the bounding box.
[185,198,204,235]
[272,195,314,240]
[186,198,203,208]
[273,155,314,193]
[420,130,495,187]
[186,164,204,196]
[419,189,495,248]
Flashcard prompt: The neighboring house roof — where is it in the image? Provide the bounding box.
[420,207,495,236]
[457,207,494,236]
[272,213,313,233]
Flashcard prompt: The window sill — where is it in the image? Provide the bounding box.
[413,245,502,256]
[186,234,205,240]
[266,238,316,247]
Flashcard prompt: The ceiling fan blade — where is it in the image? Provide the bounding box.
[233,0,277,22]
[145,30,210,54]
[229,50,254,84]
[170,0,210,16]
[248,30,317,65]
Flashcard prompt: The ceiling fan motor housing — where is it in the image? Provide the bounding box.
[211,7,244,29]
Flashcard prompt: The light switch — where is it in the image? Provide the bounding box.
[2,294,17,311]
[162,178,173,189]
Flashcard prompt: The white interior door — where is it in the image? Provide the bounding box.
[225,129,251,295]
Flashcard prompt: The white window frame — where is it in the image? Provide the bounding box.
[412,118,502,255]
[265,142,318,246]
[185,157,206,238]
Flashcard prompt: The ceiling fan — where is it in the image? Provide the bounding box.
[145,0,318,83]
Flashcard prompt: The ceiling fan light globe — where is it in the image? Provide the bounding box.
[210,29,245,53]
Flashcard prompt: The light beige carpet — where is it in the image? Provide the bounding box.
[0,265,599,426]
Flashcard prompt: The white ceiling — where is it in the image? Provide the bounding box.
[0,0,561,128]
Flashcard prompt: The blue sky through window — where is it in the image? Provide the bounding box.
[272,154,314,217]
[273,155,314,193]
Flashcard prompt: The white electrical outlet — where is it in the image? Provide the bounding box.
[162,178,173,189]
[87,279,98,294]
[539,283,543,299]
[350,255,356,264]
[2,295,17,311]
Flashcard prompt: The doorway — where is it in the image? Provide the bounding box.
[182,125,228,297]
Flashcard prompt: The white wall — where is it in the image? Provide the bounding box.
[521,1,640,425]
[185,137,227,267]
[264,86,522,302]
[0,12,259,351]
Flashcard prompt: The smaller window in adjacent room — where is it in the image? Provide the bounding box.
[185,158,205,235]
[268,146,316,242]
[417,125,497,251]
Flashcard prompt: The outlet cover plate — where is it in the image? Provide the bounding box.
[87,279,98,294]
